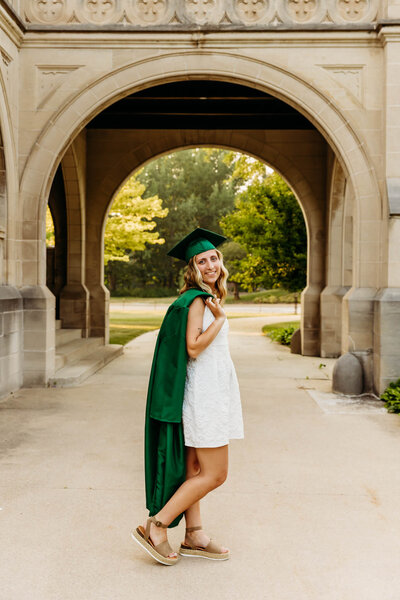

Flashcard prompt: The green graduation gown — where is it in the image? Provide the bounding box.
[144,288,212,528]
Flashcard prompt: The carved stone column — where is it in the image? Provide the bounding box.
[59,139,89,335]
[20,284,55,386]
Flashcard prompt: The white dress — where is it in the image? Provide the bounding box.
[182,305,244,448]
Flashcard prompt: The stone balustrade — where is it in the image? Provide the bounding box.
[21,0,382,28]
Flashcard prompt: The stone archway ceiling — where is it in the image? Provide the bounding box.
[23,0,380,28]
[86,81,316,130]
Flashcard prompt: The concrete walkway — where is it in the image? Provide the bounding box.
[1,317,400,600]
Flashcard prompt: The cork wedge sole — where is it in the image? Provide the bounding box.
[131,525,179,566]
[179,526,230,560]
[179,544,230,560]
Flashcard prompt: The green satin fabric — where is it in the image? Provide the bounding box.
[144,288,212,528]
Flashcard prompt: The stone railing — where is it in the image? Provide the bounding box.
[22,0,382,27]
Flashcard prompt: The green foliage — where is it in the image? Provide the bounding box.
[262,322,298,346]
[380,379,400,413]
[104,177,168,265]
[46,206,55,247]
[220,171,307,293]
[107,148,239,295]
[223,151,270,184]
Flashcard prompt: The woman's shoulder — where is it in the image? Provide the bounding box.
[174,288,211,308]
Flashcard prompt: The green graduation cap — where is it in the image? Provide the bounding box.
[167,227,227,263]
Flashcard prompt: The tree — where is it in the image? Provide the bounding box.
[130,148,240,291]
[220,241,247,300]
[220,172,307,293]
[104,177,168,293]
[104,177,168,264]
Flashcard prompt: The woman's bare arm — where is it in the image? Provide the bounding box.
[186,296,226,359]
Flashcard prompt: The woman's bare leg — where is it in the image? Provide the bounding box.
[183,446,202,527]
[145,445,228,552]
[182,446,229,553]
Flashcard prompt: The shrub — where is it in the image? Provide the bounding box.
[264,323,297,346]
[380,379,400,414]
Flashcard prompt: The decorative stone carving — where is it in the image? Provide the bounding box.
[337,0,368,21]
[22,0,381,26]
[27,0,67,23]
[277,0,328,23]
[80,0,122,23]
[179,0,225,24]
[128,0,173,25]
[326,0,378,23]
[234,0,271,24]
[287,0,318,22]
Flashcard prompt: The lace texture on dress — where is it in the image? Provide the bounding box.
[182,305,244,448]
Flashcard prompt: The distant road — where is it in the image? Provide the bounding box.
[110,300,300,316]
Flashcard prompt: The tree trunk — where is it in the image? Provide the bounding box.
[233,281,240,300]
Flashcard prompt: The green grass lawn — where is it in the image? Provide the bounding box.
[224,290,299,304]
[110,297,176,305]
[110,289,299,306]
[110,310,264,345]
[110,312,164,345]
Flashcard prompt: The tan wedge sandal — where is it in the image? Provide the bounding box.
[179,526,230,560]
[131,516,179,566]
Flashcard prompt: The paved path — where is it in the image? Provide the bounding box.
[1,317,400,600]
[111,300,300,317]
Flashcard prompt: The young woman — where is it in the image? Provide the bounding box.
[132,228,244,565]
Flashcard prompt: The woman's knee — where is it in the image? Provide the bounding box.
[206,468,228,490]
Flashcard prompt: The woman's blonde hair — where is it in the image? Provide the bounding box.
[180,248,229,302]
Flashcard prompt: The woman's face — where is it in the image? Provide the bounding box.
[195,249,221,288]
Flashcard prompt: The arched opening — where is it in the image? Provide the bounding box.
[22,59,381,388]
[103,146,306,299]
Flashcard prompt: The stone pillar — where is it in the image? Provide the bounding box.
[0,285,23,397]
[301,283,323,356]
[20,284,55,386]
[86,217,109,341]
[320,160,347,357]
[301,217,325,356]
[320,286,350,357]
[59,137,90,335]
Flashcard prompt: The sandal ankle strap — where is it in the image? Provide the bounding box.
[150,516,168,528]
[145,516,168,541]
[186,526,202,533]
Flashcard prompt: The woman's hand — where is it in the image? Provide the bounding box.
[186,296,226,359]
[205,296,226,321]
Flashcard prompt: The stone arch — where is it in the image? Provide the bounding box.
[18,51,385,382]
[20,51,382,292]
[101,138,317,240]
[86,127,325,352]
